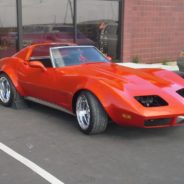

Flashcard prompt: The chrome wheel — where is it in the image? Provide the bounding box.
[0,76,11,103]
[76,95,91,130]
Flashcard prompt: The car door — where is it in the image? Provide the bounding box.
[17,59,55,103]
[50,67,78,110]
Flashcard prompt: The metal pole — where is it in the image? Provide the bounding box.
[118,0,124,62]
[16,0,23,51]
[73,0,77,43]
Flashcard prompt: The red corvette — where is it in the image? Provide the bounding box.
[0,42,184,134]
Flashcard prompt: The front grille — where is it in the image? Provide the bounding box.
[177,88,184,98]
[144,118,172,127]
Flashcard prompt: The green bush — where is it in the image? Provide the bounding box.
[132,56,140,63]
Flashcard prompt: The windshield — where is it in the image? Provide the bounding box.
[50,46,109,67]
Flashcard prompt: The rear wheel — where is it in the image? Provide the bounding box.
[76,91,108,134]
[0,73,25,108]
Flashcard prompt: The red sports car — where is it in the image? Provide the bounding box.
[0,42,184,134]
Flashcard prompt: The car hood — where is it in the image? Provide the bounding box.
[77,62,184,116]
[56,62,184,96]
[56,62,184,116]
[80,62,169,85]
[75,62,184,96]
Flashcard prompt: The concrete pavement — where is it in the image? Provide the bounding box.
[0,102,184,184]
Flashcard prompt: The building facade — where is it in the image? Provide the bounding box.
[0,0,184,63]
[123,0,184,63]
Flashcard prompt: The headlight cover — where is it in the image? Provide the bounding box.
[135,95,168,107]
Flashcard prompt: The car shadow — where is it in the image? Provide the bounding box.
[26,101,78,128]
[105,123,182,140]
[26,101,183,139]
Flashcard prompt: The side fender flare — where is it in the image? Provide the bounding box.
[0,67,25,96]
[72,79,133,117]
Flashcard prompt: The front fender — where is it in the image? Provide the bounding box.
[75,78,141,124]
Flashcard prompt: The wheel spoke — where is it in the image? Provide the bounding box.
[76,95,91,130]
[0,77,11,103]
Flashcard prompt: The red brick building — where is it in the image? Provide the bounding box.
[122,0,184,63]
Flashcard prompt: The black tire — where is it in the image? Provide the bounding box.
[0,73,25,108]
[75,91,108,134]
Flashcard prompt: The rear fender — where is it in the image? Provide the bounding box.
[0,66,25,96]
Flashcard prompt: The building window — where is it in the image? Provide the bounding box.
[77,0,120,59]
[0,0,121,59]
[0,0,17,58]
[22,0,74,47]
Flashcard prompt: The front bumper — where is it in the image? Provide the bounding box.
[108,106,184,128]
[143,116,184,128]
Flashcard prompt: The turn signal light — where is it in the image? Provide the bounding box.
[122,113,132,120]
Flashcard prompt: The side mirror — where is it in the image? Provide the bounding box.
[29,61,47,71]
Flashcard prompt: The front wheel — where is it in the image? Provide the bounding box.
[76,91,108,134]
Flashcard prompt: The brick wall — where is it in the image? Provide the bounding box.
[122,0,184,63]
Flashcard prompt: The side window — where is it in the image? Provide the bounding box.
[29,56,53,68]
[29,45,53,68]
[51,48,82,67]
[51,49,65,67]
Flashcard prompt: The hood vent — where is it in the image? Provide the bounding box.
[177,88,184,98]
[135,95,168,107]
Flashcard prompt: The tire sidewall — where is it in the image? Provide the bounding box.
[0,74,14,106]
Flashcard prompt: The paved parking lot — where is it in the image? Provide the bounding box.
[0,102,184,184]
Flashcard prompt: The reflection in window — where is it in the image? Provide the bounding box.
[77,0,120,59]
[0,0,17,58]
[22,0,74,47]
